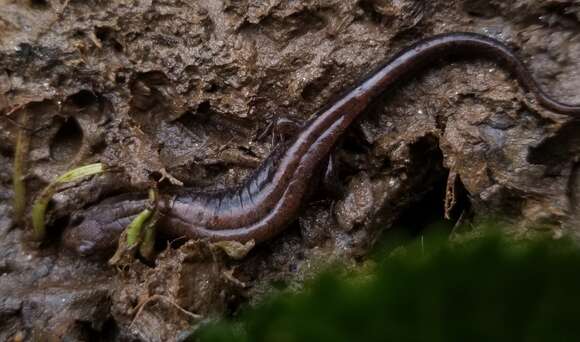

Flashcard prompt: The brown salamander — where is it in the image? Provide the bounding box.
[62,32,580,257]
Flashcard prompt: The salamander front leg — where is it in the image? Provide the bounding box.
[257,117,302,145]
[322,152,345,198]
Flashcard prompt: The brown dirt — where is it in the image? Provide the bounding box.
[1,0,579,340]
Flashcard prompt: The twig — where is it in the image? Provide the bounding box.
[130,294,202,328]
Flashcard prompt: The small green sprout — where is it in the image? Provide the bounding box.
[31,163,105,241]
[139,214,158,259]
[125,208,153,248]
[110,188,160,265]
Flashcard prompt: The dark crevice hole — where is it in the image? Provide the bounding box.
[358,0,385,23]
[176,111,208,131]
[539,3,580,29]
[50,118,83,162]
[137,71,170,85]
[78,318,119,342]
[372,135,470,255]
[94,27,111,43]
[197,100,211,114]
[206,82,218,93]
[70,90,98,108]
[340,127,372,154]
[373,171,452,256]
[111,40,124,53]
[95,27,124,52]
[30,0,49,9]
[175,101,215,133]
[90,138,107,155]
[462,0,500,18]
[48,214,71,247]
[395,172,450,236]
[381,156,392,170]
[301,82,320,102]
[567,162,580,211]
[115,73,126,84]
[527,120,580,167]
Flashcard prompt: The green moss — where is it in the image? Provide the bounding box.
[195,234,580,341]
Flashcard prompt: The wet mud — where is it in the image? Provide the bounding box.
[1,0,579,340]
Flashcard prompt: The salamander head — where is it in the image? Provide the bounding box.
[62,210,122,258]
[61,194,151,258]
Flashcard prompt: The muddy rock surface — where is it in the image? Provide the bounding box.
[1,0,579,340]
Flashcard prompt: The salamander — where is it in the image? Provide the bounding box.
[62,32,580,257]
